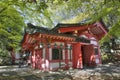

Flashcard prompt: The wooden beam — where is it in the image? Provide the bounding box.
[94,22,107,34]
[58,24,94,33]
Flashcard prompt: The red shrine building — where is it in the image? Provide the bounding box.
[21,21,107,71]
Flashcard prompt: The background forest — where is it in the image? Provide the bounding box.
[0,0,120,64]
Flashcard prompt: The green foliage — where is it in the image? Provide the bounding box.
[0,1,25,54]
[0,48,8,57]
[101,53,109,64]
[109,21,120,37]
[0,0,120,56]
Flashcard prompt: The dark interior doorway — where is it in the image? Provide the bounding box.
[81,45,95,68]
[81,46,85,67]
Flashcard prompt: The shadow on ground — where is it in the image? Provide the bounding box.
[0,66,73,80]
[0,64,120,80]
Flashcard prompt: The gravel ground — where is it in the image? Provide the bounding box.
[0,65,72,80]
[0,63,120,80]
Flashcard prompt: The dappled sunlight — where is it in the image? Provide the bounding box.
[73,64,120,80]
[0,64,120,80]
[0,66,10,69]
[96,64,120,73]
[0,0,120,80]
[0,65,73,80]
[0,66,29,73]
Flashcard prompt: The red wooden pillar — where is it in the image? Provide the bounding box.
[46,46,49,60]
[35,49,40,69]
[31,50,35,69]
[65,43,69,69]
[45,45,50,71]
[72,43,83,68]
[39,49,42,69]
[35,49,42,69]
[35,49,38,69]
[77,45,83,69]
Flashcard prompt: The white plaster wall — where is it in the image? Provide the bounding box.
[63,49,65,60]
[60,62,66,67]
[91,40,98,45]
[68,49,70,59]
[49,48,52,60]
[49,62,59,70]
[95,55,99,64]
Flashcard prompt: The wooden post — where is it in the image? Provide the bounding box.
[31,50,36,69]
[72,43,83,69]
[45,44,50,71]
[65,43,69,69]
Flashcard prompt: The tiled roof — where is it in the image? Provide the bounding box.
[26,23,90,43]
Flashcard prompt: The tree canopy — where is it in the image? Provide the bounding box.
[0,1,24,56]
[0,0,120,55]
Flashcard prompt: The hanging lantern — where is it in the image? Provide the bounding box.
[39,43,44,48]
[70,46,72,50]
[60,43,63,49]
[54,43,57,48]
[47,43,51,48]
